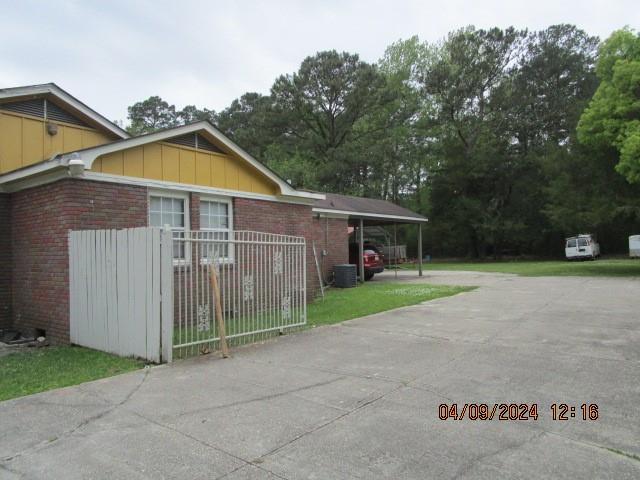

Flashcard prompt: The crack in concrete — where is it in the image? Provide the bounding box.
[1,368,150,465]
[452,430,547,479]
[243,357,412,386]
[128,410,290,480]
[169,376,346,419]
[253,383,407,463]
[545,430,640,465]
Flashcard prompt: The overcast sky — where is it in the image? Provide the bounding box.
[0,0,635,124]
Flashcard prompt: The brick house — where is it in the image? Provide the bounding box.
[0,84,426,344]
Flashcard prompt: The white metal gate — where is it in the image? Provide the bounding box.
[172,231,307,358]
[69,227,173,363]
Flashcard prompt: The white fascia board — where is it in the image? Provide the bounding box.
[314,211,350,220]
[64,121,323,201]
[0,167,68,193]
[82,171,319,205]
[0,156,66,186]
[0,84,129,139]
[312,207,428,223]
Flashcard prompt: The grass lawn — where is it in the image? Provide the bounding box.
[0,346,145,402]
[307,282,473,327]
[395,258,640,277]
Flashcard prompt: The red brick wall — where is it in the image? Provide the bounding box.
[9,182,327,344]
[0,194,11,328]
[10,179,147,343]
[233,198,320,299]
[311,216,349,283]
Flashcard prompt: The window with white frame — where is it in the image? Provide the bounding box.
[200,198,233,261]
[149,193,189,260]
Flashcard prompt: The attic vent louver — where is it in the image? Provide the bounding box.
[46,100,89,127]
[0,98,90,128]
[166,133,197,148]
[196,134,224,153]
[166,133,225,153]
[0,98,45,117]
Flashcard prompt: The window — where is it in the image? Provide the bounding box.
[149,193,189,260]
[567,239,577,248]
[578,238,589,247]
[200,198,233,262]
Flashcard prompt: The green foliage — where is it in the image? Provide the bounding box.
[127,96,216,135]
[0,346,144,402]
[122,25,640,257]
[270,50,390,192]
[578,28,640,183]
[216,92,274,160]
[127,96,178,135]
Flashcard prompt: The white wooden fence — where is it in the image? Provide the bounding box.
[69,227,173,363]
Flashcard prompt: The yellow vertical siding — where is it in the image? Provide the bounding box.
[161,145,180,182]
[211,154,226,188]
[179,148,196,185]
[123,146,144,177]
[91,140,279,195]
[0,110,114,174]
[143,143,163,180]
[195,151,211,186]
[101,151,124,175]
[0,113,22,172]
[22,118,44,163]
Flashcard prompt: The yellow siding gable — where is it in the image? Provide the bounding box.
[91,141,280,196]
[0,110,113,174]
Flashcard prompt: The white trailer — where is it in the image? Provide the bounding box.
[630,235,640,258]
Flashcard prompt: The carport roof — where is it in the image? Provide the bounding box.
[312,193,427,224]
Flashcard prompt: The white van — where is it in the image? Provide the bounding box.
[630,235,640,258]
[565,234,600,260]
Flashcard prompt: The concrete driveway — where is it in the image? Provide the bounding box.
[1,271,639,479]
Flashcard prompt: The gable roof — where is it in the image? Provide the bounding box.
[0,118,323,201]
[313,193,427,223]
[0,83,129,139]
[60,120,320,199]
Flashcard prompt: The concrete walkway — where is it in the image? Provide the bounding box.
[1,271,639,479]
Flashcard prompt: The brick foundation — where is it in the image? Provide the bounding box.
[0,194,11,329]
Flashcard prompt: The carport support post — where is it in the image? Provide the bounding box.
[359,218,365,283]
[418,223,423,277]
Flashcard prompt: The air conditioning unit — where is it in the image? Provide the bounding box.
[334,264,357,288]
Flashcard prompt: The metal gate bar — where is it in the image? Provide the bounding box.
[172,230,306,358]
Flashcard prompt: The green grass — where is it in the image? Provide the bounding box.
[0,346,145,402]
[394,258,640,277]
[307,282,474,327]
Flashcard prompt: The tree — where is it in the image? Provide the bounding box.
[127,96,178,135]
[578,28,640,183]
[420,27,532,257]
[507,24,599,153]
[178,105,216,125]
[216,93,275,160]
[270,50,389,192]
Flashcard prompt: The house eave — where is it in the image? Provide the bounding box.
[0,83,129,139]
[311,207,428,223]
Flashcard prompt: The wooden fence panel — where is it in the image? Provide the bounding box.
[69,227,171,363]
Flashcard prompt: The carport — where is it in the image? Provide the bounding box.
[313,193,428,282]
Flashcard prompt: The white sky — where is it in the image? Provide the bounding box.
[0,0,635,124]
